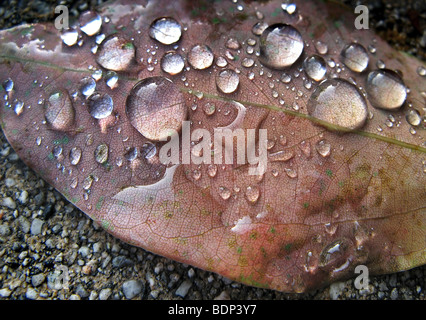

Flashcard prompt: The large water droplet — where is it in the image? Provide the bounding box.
[149,17,182,45]
[96,35,135,71]
[216,69,240,94]
[188,44,214,70]
[80,11,102,36]
[126,77,187,141]
[307,78,368,131]
[316,140,331,157]
[80,77,96,97]
[259,24,304,70]
[61,29,79,46]
[366,69,407,110]
[160,51,185,75]
[69,147,82,165]
[45,90,75,131]
[340,43,369,72]
[245,186,260,204]
[94,143,109,164]
[88,92,114,119]
[303,55,327,82]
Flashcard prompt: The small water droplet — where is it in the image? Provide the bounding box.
[70,177,78,189]
[285,167,297,178]
[259,24,304,70]
[207,164,218,177]
[308,78,368,130]
[226,37,241,50]
[149,17,182,45]
[281,3,297,14]
[61,29,79,46]
[269,149,294,162]
[219,186,231,200]
[88,92,113,119]
[280,73,292,83]
[124,147,138,162]
[94,143,109,164]
[96,35,135,71]
[69,147,82,165]
[203,103,216,116]
[252,21,268,36]
[216,69,240,94]
[245,186,260,204]
[13,100,24,116]
[36,136,42,146]
[105,71,118,89]
[188,44,214,70]
[406,109,421,127]
[316,140,331,157]
[417,66,426,77]
[126,77,186,141]
[366,69,407,110]
[141,142,157,159]
[3,78,14,92]
[303,55,327,82]
[83,175,94,190]
[215,56,228,68]
[314,40,328,55]
[80,11,102,36]
[325,222,338,235]
[278,134,287,146]
[340,43,369,72]
[160,51,185,75]
[80,77,96,97]
[241,57,254,68]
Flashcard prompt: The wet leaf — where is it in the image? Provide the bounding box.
[0,0,425,293]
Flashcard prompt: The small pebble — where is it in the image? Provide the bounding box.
[99,288,112,300]
[30,218,44,235]
[175,280,192,298]
[31,273,46,287]
[2,197,16,209]
[25,287,38,300]
[122,280,143,299]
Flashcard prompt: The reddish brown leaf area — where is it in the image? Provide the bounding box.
[0,0,425,293]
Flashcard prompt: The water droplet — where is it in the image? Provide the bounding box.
[88,92,113,119]
[245,186,260,204]
[259,24,304,70]
[314,40,328,55]
[203,103,216,116]
[216,69,240,94]
[366,69,407,110]
[268,149,294,162]
[126,77,186,141]
[226,37,241,50]
[316,140,331,157]
[36,136,42,146]
[80,77,96,97]
[69,147,82,165]
[105,71,118,89]
[280,73,292,83]
[215,56,228,68]
[319,239,351,269]
[406,109,421,127]
[3,78,14,92]
[376,59,385,69]
[61,29,79,46]
[80,11,102,36]
[278,134,287,146]
[417,66,426,77]
[83,175,94,190]
[307,78,368,130]
[285,167,297,178]
[252,21,268,36]
[325,222,338,235]
[281,3,297,14]
[303,55,327,82]
[241,57,254,68]
[188,44,214,70]
[340,43,369,72]
[70,177,78,189]
[141,142,157,159]
[207,164,217,177]
[44,90,75,131]
[299,140,311,157]
[52,145,63,159]
[160,51,184,75]
[149,17,182,45]
[219,186,231,200]
[94,143,109,164]
[96,35,135,71]
[13,100,24,116]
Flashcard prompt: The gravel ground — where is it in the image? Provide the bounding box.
[0,0,425,300]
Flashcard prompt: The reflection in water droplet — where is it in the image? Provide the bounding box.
[80,11,102,36]
[13,100,24,116]
[203,103,216,116]
[207,164,217,177]
[80,77,96,97]
[45,90,75,131]
[259,24,304,70]
[219,186,231,200]
[366,69,407,110]
[316,140,331,157]
[94,143,109,164]
[160,51,185,75]
[245,186,260,204]
[126,77,186,141]
[406,109,421,127]
[281,3,297,14]
[69,147,82,165]
[303,55,327,82]
[96,35,135,71]
[252,21,268,36]
[340,43,369,72]
[216,69,240,94]
[307,78,368,131]
[314,40,328,55]
[149,17,182,45]
[141,142,157,159]
[88,92,114,119]
[105,71,118,89]
[61,29,79,46]
[188,44,214,70]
